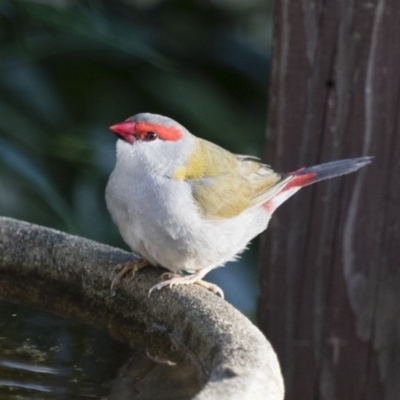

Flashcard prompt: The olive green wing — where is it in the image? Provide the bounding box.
[171,139,286,219]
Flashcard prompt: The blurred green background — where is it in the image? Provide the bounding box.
[0,0,272,318]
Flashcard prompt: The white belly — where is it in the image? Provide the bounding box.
[106,159,270,273]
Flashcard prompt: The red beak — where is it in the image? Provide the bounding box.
[109,122,135,144]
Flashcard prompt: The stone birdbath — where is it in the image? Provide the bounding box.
[0,216,284,399]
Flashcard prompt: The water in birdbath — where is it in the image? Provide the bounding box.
[0,300,203,399]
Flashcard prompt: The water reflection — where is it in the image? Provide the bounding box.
[0,301,203,399]
[109,348,202,400]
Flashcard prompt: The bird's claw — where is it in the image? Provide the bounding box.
[110,258,149,296]
[160,272,178,280]
[196,281,224,298]
[148,274,224,299]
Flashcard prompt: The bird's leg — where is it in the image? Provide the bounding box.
[110,258,149,296]
[149,268,224,298]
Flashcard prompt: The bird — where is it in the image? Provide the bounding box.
[106,113,372,298]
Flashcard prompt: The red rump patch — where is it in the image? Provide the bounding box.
[135,122,182,141]
[262,172,317,213]
[262,201,273,213]
[282,172,317,191]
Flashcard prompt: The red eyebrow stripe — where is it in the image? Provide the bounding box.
[135,122,182,141]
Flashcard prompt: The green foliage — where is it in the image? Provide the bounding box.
[0,0,271,315]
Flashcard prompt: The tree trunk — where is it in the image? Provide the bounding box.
[258,1,400,399]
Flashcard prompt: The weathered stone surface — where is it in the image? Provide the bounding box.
[0,216,284,400]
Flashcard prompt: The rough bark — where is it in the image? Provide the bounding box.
[0,216,284,400]
[258,1,400,399]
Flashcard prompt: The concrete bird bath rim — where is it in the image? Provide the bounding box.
[0,216,284,400]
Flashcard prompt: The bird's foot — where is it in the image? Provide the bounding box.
[110,258,149,296]
[194,279,224,298]
[149,271,224,299]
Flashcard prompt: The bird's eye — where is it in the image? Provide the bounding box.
[144,131,158,141]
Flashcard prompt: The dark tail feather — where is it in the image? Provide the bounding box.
[287,156,373,189]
